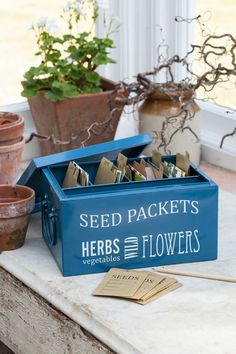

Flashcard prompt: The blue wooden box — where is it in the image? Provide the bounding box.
[19,134,218,276]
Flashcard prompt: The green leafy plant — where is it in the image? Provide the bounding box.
[21,0,119,101]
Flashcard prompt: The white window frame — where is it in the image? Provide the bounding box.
[199,101,236,171]
[1,0,236,171]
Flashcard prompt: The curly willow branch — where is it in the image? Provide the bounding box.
[220,127,236,148]
[114,14,236,153]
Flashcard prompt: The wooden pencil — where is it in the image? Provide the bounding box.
[155,267,236,283]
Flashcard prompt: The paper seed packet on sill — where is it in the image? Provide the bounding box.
[92,268,182,305]
[92,268,148,298]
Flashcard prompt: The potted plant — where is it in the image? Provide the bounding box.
[138,80,201,165]
[0,112,24,146]
[21,0,124,155]
[115,32,236,165]
[0,185,35,251]
[0,112,25,184]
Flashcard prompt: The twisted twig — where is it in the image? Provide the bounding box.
[114,19,236,153]
[220,127,236,148]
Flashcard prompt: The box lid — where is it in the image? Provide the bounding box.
[18,134,152,206]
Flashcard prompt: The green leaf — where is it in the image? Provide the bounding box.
[24,66,43,80]
[52,81,78,99]
[47,66,59,74]
[75,32,89,42]
[45,90,64,101]
[63,34,75,41]
[21,87,39,99]
[82,85,102,94]
[85,71,100,84]
[42,35,63,46]
[70,66,85,80]
[101,38,114,47]
[45,50,61,62]
[62,83,78,98]
[93,53,115,66]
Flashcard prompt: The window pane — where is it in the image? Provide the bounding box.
[195,0,236,109]
[0,0,93,105]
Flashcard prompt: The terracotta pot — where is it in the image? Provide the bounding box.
[0,112,24,146]
[0,137,25,184]
[0,185,35,251]
[28,77,125,156]
[139,84,201,165]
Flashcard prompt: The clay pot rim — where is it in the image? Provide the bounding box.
[0,137,25,152]
[0,112,24,131]
[0,185,35,206]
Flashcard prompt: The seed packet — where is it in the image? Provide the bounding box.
[116,153,128,180]
[176,152,190,176]
[73,161,89,186]
[152,150,162,167]
[94,157,122,185]
[93,268,148,298]
[131,273,165,300]
[62,161,79,188]
[163,161,186,178]
[117,153,128,170]
[62,161,89,188]
[140,159,163,179]
[135,282,182,305]
[92,268,182,305]
[127,164,146,181]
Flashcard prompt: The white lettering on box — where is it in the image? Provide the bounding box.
[81,239,120,258]
[158,201,169,215]
[178,231,185,254]
[179,200,190,213]
[90,215,99,228]
[81,228,202,267]
[101,214,110,228]
[191,201,199,214]
[156,234,164,256]
[164,232,177,255]
[193,229,200,252]
[111,213,122,227]
[148,203,157,217]
[137,207,147,221]
[170,200,179,214]
[124,237,139,259]
[128,209,136,223]
[90,240,97,256]
[80,199,200,228]
[80,214,88,227]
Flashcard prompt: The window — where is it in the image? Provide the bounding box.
[195,0,236,109]
[0,0,93,105]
